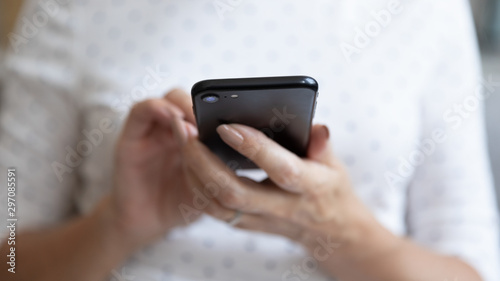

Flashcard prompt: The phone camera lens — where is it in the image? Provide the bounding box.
[202,94,219,103]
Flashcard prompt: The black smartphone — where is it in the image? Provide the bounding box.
[191,76,319,169]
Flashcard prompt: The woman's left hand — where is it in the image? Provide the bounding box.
[175,121,386,260]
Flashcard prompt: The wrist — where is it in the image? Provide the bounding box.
[306,198,403,266]
[89,196,145,256]
[347,215,402,262]
[334,204,404,265]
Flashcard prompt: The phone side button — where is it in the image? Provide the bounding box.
[313,101,317,118]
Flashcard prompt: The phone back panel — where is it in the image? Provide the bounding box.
[192,76,318,169]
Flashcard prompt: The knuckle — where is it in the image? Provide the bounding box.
[239,135,264,159]
[251,143,267,162]
[205,202,225,218]
[211,169,232,189]
[165,88,190,108]
[142,98,159,108]
[284,205,309,226]
[237,129,268,157]
[274,162,302,189]
[218,189,246,209]
[131,99,156,114]
[310,199,336,223]
[308,182,328,198]
[166,88,187,97]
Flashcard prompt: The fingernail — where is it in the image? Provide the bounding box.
[217,124,244,147]
[170,106,185,118]
[186,123,199,138]
[172,118,187,145]
[159,106,173,119]
[321,125,330,139]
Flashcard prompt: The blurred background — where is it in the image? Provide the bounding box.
[469,0,500,208]
[0,1,23,79]
[0,0,499,205]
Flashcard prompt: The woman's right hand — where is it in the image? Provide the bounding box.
[103,89,199,248]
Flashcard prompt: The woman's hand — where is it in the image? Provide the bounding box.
[174,122,483,281]
[104,89,199,249]
[177,122,390,260]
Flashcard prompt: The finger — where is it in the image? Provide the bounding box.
[307,124,335,167]
[195,191,307,244]
[203,201,306,243]
[235,214,309,243]
[185,122,198,138]
[182,140,299,217]
[171,117,199,146]
[181,164,215,225]
[165,88,196,124]
[183,165,236,222]
[121,99,183,141]
[184,167,304,240]
[216,124,307,193]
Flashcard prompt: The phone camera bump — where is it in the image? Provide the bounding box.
[202,94,219,103]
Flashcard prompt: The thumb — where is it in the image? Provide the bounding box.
[307,124,335,166]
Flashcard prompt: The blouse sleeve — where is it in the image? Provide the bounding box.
[406,1,500,280]
[0,0,82,239]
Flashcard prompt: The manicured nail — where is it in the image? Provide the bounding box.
[217,124,244,147]
[171,117,187,145]
[186,123,199,138]
[170,106,185,118]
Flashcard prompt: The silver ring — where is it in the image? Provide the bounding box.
[227,210,243,226]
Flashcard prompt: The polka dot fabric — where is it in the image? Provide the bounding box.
[0,0,498,280]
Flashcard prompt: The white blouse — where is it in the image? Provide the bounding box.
[1,0,499,280]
